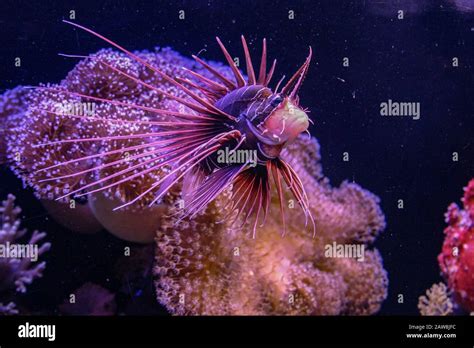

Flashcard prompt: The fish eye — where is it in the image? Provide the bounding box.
[271,95,283,107]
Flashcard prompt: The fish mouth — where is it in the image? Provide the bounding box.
[262,100,309,144]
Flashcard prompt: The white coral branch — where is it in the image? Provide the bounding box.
[418,282,453,316]
[0,194,50,311]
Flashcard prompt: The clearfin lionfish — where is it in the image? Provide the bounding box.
[35,21,315,237]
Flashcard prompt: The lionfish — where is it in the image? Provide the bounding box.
[35,20,315,237]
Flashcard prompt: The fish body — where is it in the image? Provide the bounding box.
[34,21,315,236]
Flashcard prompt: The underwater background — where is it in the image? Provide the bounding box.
[0,0,473,315]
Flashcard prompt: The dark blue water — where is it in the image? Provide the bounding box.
[1,0,473,315]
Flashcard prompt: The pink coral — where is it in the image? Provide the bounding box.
[438,179,474,312]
